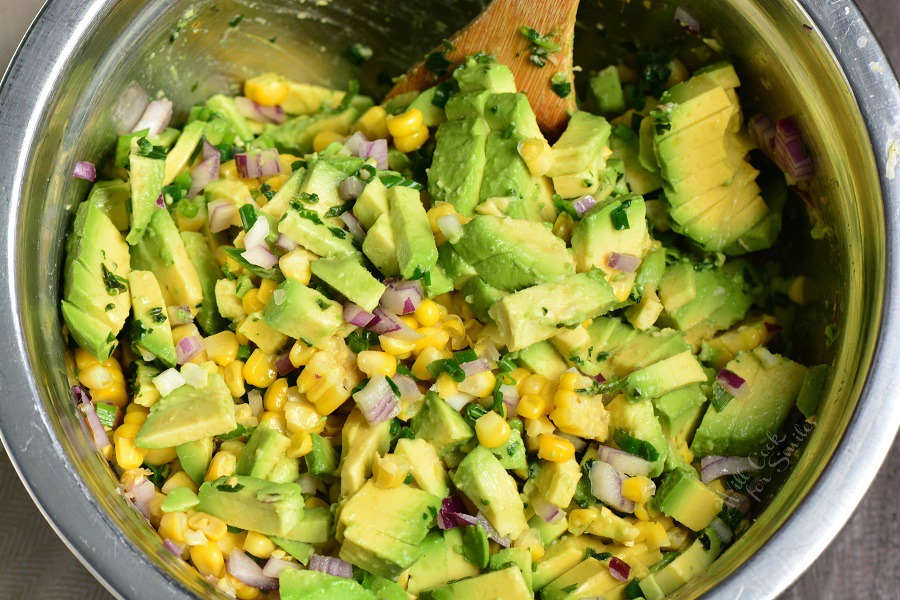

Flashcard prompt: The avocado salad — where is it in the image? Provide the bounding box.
[62,21,830,600]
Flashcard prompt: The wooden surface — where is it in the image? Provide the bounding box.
[0,1,897,598]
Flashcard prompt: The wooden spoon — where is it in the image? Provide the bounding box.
[387,0,580,136]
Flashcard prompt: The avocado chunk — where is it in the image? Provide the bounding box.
[796,364,830,418]
[311,255,386,313]
[489,270,619,351]
[638,527,722,600]
[298,156,365,219]
[534,458,582,508]
[652,384,708,444]
[459,276,507,321]
[353,177,389,229]
[490,428,527,472]
[262,279,343,346]
[278,205,360,259]
[606,395,669,477]
[407,86,446,127]
[545,111,611,177]
[362,213,401,277]
[533,535,608,590]
[411,392,474,456]
[460,524,490,568]
[280,506,332,543]
[610,121,663,195]
[339,409,391,498]
[571,195,651,302]
[488,546,533,592]
[196,475,304,537]
[135,372,236,448]
[130,208,203,314]
[541,556,628,600]
[452,215,574,291]
[608,327,690,377]
[568,504,640,543]
[394,438,449,497]
[128,270,176,366]
[130,360,161,407]
[691,349,807,456]
[265,96,373,155]
[269,537,314,565]
[86,179,130,231]
[452,446,528,539]
[164,121,205,185]
[280,567,375,600]
[176,437,214,485]
[590,65,626,115]
[654,468,723,531]
[388,186,438,280]
[406,529,480,594]
[427,566,531,600]
[428,117,490,216]
[126,151,165,245]
[206,94,254,142]
[62,194,132,359]
[437,242,477,288]
[305,433,337,476]
[453,55,518,94]
[237,312,288,355]
[626,350,707,399]
[236,423,292,480]
[179,232,226,335]
[517,340,569,380]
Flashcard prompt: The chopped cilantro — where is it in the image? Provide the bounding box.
[135,136,167,160]
[432,80,458,108]
[610,199,632,230]
[216,481,245,492]
[223,247,283,281]
[550,72,572,98]
[379,173,423,189]
[227,525,244,534]
[217,424,253,441]
[553,193,579,219]
[613,429,659,461]
[237,345,251,361]
[385,376,400,396]
[335,79,360,112]
[239,204,258,231]
[424,43,453,76]
[328,226,348,239]
[465,403,488,424]
[315,298,330,310]
[519,26,561,67]
[427,358,466,382]
[291,159,306,171]
[585,549,613,561]
[345,329,378,353]
[259,183,276,201]
[497,353,518,373]
[95,402,117,429]
[228,14,244,27]
[101,264,128,295]
[149,307,167,323]
[711,383,733,411]
[325,200,354,218]
[356,164,377,180]
[298,192,319,205]
[292,206,324,225]
[143,463,170,489]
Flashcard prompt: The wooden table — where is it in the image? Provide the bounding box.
[0,1,897,598]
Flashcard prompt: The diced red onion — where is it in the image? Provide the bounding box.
[344,303,375,327]
[235,149,281,179]
[393,374,422,402]
[700,455,760,484]
[72,161,97,182]
[262,557,298,578]
[500,384,519,411]
[248,389,263,416]
[244,215,270,250]
[162,538,183,557]
[437,214,463,243]
[202,139,219,161]
[111,82,150,134]
[596,445,651,476]
[589,460,635,513]
[367,308,404,335]
[189,153,220,197]
[371,310,422,341]
[749,114,776,154]
[721,489,751,513]
[764,322,783,335]
[531,494,563,523]
[227,549,278,590]
[359,139,388,169]
[339,176,365,201]
[308,554,353,579]
[353,376,399,425]
[437,496,472,530]
[340,212,366,242]
[379,280,423,316]
[176,335,204,364]
[275,352,295,376]
[674,6,701,34]
[606,252,641,273]
[774,117,814,180]
[276,233,298,252]
[208,200,237,233]
[344,131,368,156]
[460,358,491,377]
[153,368,186,396]
[181,363,209,389]
[441,391,474,411]
[234,97,285,124]
[710,517,733,545]
[155,194,166,209]
[608,556,631,582]
[476,513,510,547]
[132,99,174,136]
[572,195,597,216]
[241,245,278,269]
[72,385,111,450]
[124,477,156,520]
[258,104,286,124]
[594,373,607,384]
[716,369,746,396]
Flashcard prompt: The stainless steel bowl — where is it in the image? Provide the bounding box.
[0,0,897,598]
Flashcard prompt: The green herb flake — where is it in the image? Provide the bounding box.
[95,402,117,428]
[292,206,324,225]
[550,72,572,98]
[237,345,251,361]
[239,204,258,231]
[427,358,466,382]
[149,307,167,324]
[228,14,244,27]
[345,329,378,354]
[519,26,561,67]
[425,50,453,76]
[144,463,170,489]
[328,226,348,239]
[102,264,128,295]
[610,200,632,230]
[216,481,245,492]
[385,376,400,396]
[135,136,167,160]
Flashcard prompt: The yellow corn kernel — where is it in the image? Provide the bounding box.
[634,520,670,549]
[205,451,237,481]
[244,73,288,107]
[120,468,148,490]
[411,346,450,380]
[223,360,246,397]
[434,372,459,399]
[284,400,322,434]
[460,370,496,398]
[308,380,348,416]
[279,249,313,284]
[516,394,549,420]
[162,470,198,494]
[115,421,142,440]
[558,372,579,392]
[188,512,228,542]
[378,334,417,357]
[263,378,289,412]
[123,408,148,426]
[788,275,813,305]
[517,137,552,176]
[149,492,167,526]
[204,331,239,367]
[219,160,239,181]
[356,350,397,378]
[552,212,575,241]
[373,453,410,489]
[426,202,461,237]
[243,350,278,388]
[313,130,346,152]
[567,508,598,534]
[259,411,287,433]
[234,578,263,600]
[386,108,424,138]
[634,503,650,521]
[513,527,545,561]
[286,431,314,458]
[143,446,177,466]
[476,412,511,449]
[414,299,442,327]
[243,531,276,559]
[74,347,101,370]
[354,105,389,140]
[216,531,247,555]
[393,127,429,153]
[114,437,146,470]
[242,288,266,314]
[191,542,226,578]
[289,339,316,367]
[521,373,549,396]
[159,511,188,543]
[441,316,467,350]
[257,279,278,304]
[414,327,450,354]
[622,476,656,504]
[399,315,419,330]
[538,433,575,463]
[552,389,578,411]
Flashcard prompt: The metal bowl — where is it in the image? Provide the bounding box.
[0,0,897,598]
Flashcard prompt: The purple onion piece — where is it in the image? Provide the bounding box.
[132,99,174,136]
[572,194,597,216]
[352,376,399,425]
[72,161,97,182]
[339,211,366,242]
[606,252,642,273]
[699,455,760,484]
[241,245,278,269]
[176,335,204,364]
[344,131,368,156]
[344,302,376,327]
[226,549,278,590]
[716,368,746,396]
[359,138,388,169]
[379,280,423,316]
[308,554,353,579]
[437,496,471,530]
[189,153,220,197]
[339,176,365,201]
[111,82,150,134]
[674,6,701,34]
[608,557,631,582]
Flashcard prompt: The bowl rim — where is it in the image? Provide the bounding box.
[0,1,897,599]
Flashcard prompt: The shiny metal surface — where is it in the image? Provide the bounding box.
[0,1,896,599]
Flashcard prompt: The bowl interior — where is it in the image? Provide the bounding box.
[7,0,884,597]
